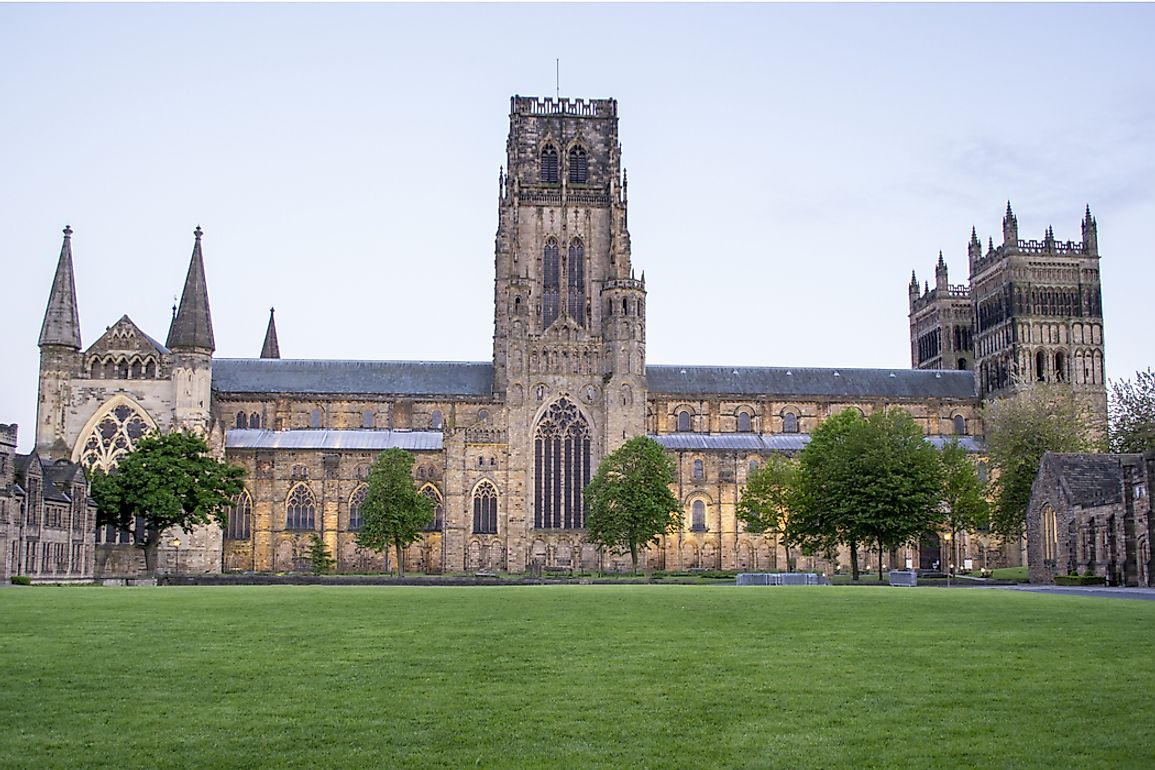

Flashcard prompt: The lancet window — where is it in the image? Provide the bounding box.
[567,239,585,325]
[691,500,707,532]
[568,145,588,183]
[543,238,560,328]
[541,144,559,183]
[534,398,591,529]
[349,485,367,531]
[473,481,497,534]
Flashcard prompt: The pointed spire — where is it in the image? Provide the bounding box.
[39,225,82,349]
[936,250,946,268]
[1002,201,1018,246]
[910,269,918,287]
[968,226,982,262]
[261,307,281,359]
[166,225,215,352]
[1082,204,1098,255]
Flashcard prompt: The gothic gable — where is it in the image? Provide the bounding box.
[84,315,168,380]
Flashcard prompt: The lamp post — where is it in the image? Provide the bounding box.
[171,537,181,576]
[942,530,952,587]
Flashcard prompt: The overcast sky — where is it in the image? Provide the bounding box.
[2,3,1152,452]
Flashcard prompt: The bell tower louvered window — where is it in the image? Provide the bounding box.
[543,238,560,328]
[534,398,592,529]
[568,145,588,183]
[567,238,585,326]
[541,144,559,183]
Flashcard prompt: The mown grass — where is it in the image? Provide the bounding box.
[2,585,1153,769]
[991,565,1030,582]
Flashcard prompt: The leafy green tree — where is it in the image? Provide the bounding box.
[89,431,245,575]
[355,448,433,577]
[984,385,1094,540]
[584,436,681,574]
[939,438,990,571]
[792,408,944,581]
[307,533,335,575]
[737,454,799,571]
[1109,368,1155,453]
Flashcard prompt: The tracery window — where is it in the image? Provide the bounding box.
[782,412,799,434]
[77,399,155,472]
[691,500,707,532]
[473,481,498,534]
[286,483,316,530]
[543,238,560,328]
[676,410,692,433]
[568,145,588,183]
[349,484,367,531]
[541,144,559,183]
[534,398,591,529]
[567,239,585,326]
[737,411,752,433]
[422,485,444,531]
[226,490,252,540]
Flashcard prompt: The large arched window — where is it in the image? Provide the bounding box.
[75,398,156,471]
[286,484,316,530]
[567,238,585,326]
[782,412,799,434]
[226,490,252,540]
[422,485,444,531]
[737,411,752,433]
[1042,504,1058,562]
[568,145,588,183]
[534,398,592,529]
[676,410,692,432]
[473,481,498,534]
[250,412,261,429]
[691,500,707,532]
[953,415,967,436]
[541,144,559,183]
[543,238,560,328]
[235,411,248,429]
[349,485,367,531]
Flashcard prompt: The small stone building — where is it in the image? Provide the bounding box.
[1026,451,1154,586]
[1,423,96,581]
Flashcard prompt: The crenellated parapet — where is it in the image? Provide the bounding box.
[510,96,616,118]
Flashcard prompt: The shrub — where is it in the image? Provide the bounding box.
[10,575,32,586]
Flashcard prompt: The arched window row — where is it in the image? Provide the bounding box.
[286,483,317,530]
[473,481,498,534]
[88,355,161,380]
[234,411,262,429]
[540,143,589,184]
[226,489,252,540]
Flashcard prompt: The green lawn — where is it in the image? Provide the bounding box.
[2,585,1153,769]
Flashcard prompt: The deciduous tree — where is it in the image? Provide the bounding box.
[737,454,799,571]
[584,436,681,574]
[89,431,245,575]
[939,438,990,571]
[1109,368,1155,453]
[984,385,1094,540]
[355,448,433,577]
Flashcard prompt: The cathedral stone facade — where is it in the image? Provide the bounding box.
[29,95,1104,576]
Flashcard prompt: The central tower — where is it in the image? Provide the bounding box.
[492,96,646,563]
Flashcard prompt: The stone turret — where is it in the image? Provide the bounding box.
[36,227,84,458]
[260,307,280,359]
[1082,205,1098,256]
[967,226,982,267]
[1002,201,1018,247]
[935,251,949,292]
[167,227,215,433]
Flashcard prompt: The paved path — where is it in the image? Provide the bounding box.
[994,585,1155,601]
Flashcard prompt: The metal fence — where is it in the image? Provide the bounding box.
[735,572,823,586]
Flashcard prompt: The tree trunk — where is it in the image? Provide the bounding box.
[629,542,638,575]
[877,536,885,581]
[142,541,159,576]
[395,543,405,578]
[849,537,860,581]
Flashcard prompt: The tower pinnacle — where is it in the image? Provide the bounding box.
[166,225,215,351]
[261,307,281,359]
[38,225,82,349]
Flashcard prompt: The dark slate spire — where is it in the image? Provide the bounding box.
[166,225,215,351]
[39,225,82,349]
[260,307,281,359]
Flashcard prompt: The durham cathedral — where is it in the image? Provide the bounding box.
[7,95,1108,580]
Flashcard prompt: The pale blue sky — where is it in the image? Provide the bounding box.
[3,3,1152,452]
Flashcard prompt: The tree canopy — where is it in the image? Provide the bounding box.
[983,384,1095,540]
[792,408,944,580]
[938,438,989,536]
[736,454,799,571]
[355,448,433,577]
[1109,368,1155,453]
[584,436,681,573]
[89,431,245,574]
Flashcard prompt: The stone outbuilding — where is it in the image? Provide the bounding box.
[1026,451,1153,586]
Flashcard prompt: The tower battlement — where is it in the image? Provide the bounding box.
[511,96,616,118]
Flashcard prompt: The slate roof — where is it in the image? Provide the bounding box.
[213,360,495,397]
[651,433,986,453]
[1040,452,1138,507]
[647,365,977,399]
[213,359,978,402]
[226,429,444,451]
